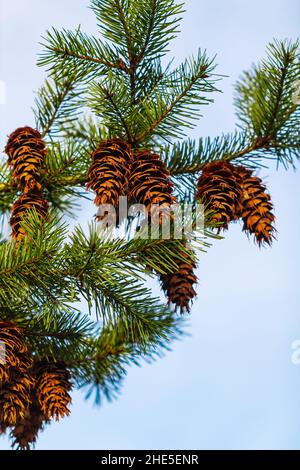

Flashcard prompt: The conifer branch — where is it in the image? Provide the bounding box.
[135,0,157,65]
[136,67,208,141]
[36,79,83,139]
[100,85,133,142]
[38,27,128,78]
[114,0,134,56]
[134,54,218,142]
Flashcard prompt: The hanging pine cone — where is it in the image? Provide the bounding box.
[160,245,198,313]
[10,397,48,450]
[236,166,276,246]
[0,321,28,383]
[5,126,47,193]
[196,161,243,230]
[10,192,49,241]
[35,361,73,421]
[0,322,34,427]
[0,365,34,427]
[130,151,196,310]
[129,150,176,223]
[87,139,132,223]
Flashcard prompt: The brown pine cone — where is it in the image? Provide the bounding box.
[87,139,132,224]
[5,126,47,193]
[34,361,73,421]
[129,150,177,224]
[10,396,49,450]
[236,166,276,246]
[160,245,198,313]
[0,321,28,383]
[0,366,34,427]
[196,161,243,230]
[10,192,49,241]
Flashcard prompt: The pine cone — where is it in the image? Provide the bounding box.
[129,150,176,223]
[87,139,132,223]
[196,161,243,230]
[160,245,198,313]
[10,397,48,450]
[10,192,49,241]
[0,322,34,427]
[5,126,47,193]
[236,166,275,246]
[0,321,28,383]
[35,361,73,421]
[0,366,34,427]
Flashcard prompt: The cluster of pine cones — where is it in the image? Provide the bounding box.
[196,161,275,246]
[5,127,49,241]
[86,139,275,311]
[86,139,198,313]
[0,321,72,449]
[2,127,71,448]
[3,130,275,314]
[1,129,276,449]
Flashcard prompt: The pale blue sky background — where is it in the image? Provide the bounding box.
[0,0,300,450]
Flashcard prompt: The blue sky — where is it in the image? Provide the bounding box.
[1,0,300,450]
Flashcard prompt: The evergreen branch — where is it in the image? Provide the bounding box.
[134,0,184,63]
[0,214,192,344]
[61,115,109,149]
[264,53,289,138]
[44,140,90,185]
[101,85,133,141]
[90,1,184,107]
[65,223,205,281]
[91,0,133,55]
[89,78,134,142]
[134,51,218,142]
[114,0,134,56]
[91,0,183,61]
[109,0,137,104]
[91,276,172,340]
[0,304,95,366]
[134,60,165,103]
[0,213,67,277]
[24,310,94,344]
[72,314,184,404]
[234,39,300,167]
[163,132,252,176]
[135,0,158,64]
[38,27,126,78]
[33,76,83,139]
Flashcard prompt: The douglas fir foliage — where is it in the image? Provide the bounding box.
[0,0,299,449]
